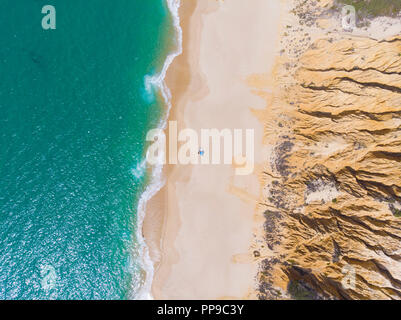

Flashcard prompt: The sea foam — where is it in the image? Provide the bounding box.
[133,0,182,300]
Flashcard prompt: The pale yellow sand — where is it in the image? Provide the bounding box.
[145,0,282,300]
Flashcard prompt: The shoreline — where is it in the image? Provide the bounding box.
[144,0,283,299]
[134,0,183,299]
[142,0,197,299]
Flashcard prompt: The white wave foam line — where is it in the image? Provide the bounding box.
[133,0,182,300]
[130,158,146,180]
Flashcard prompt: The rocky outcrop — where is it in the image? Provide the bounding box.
[257,27,401,299]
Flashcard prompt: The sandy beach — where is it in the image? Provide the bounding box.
[143,0,282,300]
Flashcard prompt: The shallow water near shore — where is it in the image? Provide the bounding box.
[0,0,176,299]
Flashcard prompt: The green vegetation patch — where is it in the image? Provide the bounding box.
[393,208,401,218]
[337,0,401,19]
[287,280,317,300]
[389,203,401,217]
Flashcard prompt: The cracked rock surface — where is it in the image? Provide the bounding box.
[257,34,401,300]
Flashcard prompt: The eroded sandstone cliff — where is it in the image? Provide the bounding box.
[256,2,401,300]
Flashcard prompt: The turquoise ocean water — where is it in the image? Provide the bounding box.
[0,0,179,299]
